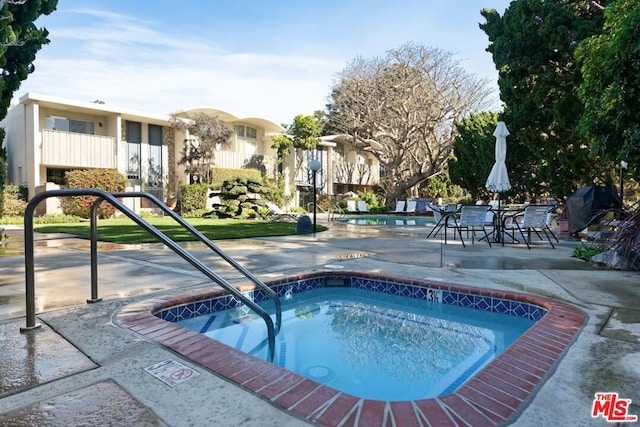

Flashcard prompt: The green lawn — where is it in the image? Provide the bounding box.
[35,217,326,244]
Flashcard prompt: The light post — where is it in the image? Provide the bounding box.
[620,160,628,203]
[309,159,321,233]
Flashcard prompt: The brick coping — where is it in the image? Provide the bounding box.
[115,271,585,426]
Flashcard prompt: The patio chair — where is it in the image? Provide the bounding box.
[391,200,406,214]
[450,205,492,247]
[504,205,558,249]
[358,200,369,213]
[426,204,459,241]
[265,201,301,222]
[346,200,358,214]
[477,206,498,243]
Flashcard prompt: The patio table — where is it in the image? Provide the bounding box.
[426,204,460,243]
[495,204,526,245]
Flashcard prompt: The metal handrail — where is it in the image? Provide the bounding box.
[21,189,279,362]
[97,192,281,333]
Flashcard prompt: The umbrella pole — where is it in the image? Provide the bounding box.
[498,194,502,245]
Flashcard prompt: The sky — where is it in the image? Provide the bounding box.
[16,0,512,125]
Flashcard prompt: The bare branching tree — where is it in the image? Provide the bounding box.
[170,112,234,184]
[327,43,493,205]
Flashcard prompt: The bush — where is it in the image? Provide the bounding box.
[180,184,209,215]
[60,169,128,218]
[604,203,640,270]
[572,243,608,261]
[219,176,267,219]
[33,214,84,224]
[1,184,28,217]
[357,191,386,213]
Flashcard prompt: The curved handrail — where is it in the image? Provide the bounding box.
[21,189,278,361]
[98,192,282,333]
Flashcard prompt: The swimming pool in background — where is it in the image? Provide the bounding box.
[176,287,534,401]
[338,215,434,226]
[117,271,585,426]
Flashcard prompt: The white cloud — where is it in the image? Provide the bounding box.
[18,3,505,124]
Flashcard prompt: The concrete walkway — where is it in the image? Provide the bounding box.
[0,220,638,426]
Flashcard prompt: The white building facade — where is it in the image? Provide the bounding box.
[1,93,380,214]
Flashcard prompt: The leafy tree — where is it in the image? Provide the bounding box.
[576,0,640,181]
[325,43,492,205]
[449,112,499,201]
[271,114,321,177]
[0,0,57,121]
[170,112,234,184]
[481,0,609,200]
[420,167,466,202]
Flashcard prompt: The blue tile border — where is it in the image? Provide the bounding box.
[154,274,548,324]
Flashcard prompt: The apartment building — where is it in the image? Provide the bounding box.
[1,93,379,214]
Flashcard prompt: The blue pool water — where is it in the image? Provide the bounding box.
[177,287,534,401]
[338,215,434,226]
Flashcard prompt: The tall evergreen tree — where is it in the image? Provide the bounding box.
[576,0,640,181]
[481,0,609,199]
[450,112,499,201]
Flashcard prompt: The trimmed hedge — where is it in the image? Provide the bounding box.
[211,167,261,186]
[60,169,128,218]
[180,183,209,215]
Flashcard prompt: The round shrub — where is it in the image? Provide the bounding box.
[60,169,128,218]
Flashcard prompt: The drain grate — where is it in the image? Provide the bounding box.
[335,252,370,259]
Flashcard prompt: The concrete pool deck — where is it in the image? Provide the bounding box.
[0,220,638,425]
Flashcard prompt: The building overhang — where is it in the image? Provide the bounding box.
[18,92,172,126]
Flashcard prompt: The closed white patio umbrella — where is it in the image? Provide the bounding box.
[485,121,511,242]
[283,167,291,198]
[485,121,511,194]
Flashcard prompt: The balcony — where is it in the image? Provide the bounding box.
[213,150,274,171]
[41,129,116,169]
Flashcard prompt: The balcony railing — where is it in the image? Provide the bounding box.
[214,150,274,171]
[41,129,116,168]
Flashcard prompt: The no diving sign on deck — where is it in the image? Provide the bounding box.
[145,360,200,387]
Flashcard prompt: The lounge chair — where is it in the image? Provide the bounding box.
[357,200,369,213]
[405,199,417,215]
[391,200,406,214]
[346,200,358,214]
[265,201,301,221]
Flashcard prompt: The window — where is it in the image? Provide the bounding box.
[126,121,141,182]
[148,124,163,186]
[234,125,257,139]
[46,168,72,185]
[45,116,95,135]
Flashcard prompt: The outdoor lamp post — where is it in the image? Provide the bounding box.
[309,159,321,233]
[620,160,628,203]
